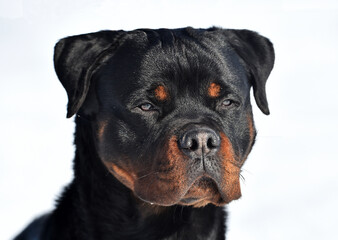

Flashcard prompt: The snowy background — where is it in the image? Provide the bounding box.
[1,0,338,239]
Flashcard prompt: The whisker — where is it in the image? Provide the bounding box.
[240,172,246,182]
[137,171,159,180]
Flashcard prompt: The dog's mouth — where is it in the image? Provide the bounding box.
[105,159,242,207]
[133,171,241,207]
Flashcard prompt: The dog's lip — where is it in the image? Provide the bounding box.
[136,172,223,205]
[179,197,201,204]
[133,163,242,207]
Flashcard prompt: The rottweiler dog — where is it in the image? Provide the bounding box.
[15,27,274,240]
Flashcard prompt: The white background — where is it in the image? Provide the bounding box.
[1,0,338,239]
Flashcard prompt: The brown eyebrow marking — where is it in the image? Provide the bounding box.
[154,85,169,101]
[208,83,221,98]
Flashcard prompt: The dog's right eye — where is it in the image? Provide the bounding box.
[139,103,154,111]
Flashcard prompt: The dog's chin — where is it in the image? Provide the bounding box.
[177,176,230,207]
[134,176,239,208]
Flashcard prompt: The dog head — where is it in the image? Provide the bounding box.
[54,27,274,207]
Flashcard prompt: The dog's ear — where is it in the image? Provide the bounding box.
[54,30,125,118]
[224,29,275,115]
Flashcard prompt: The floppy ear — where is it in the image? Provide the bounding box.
[54,30,125,118]
[225,29,275,115]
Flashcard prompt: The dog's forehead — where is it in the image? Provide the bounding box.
[98,29,249,100]
[139,30,247,85]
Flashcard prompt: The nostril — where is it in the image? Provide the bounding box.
[207,136,220,149]
[207,138,215,149]
[190,139,199,151]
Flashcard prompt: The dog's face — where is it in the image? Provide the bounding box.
[54,28,274,207]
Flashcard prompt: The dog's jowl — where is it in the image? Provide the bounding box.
[15,27,274,240]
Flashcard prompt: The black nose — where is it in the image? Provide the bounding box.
[179,127,220,158]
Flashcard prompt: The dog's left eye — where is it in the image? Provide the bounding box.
[139,103,154,111]
[221,99,233,107]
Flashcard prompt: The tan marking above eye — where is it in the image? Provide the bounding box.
[154,85,169,101]
[208,83,221,98]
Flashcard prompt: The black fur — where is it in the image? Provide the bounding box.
[15,27,274,240]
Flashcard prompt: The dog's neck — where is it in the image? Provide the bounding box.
[49,116,226,240]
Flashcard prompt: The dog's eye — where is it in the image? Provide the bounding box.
[139,103,154,111]
[222,99,233,107]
